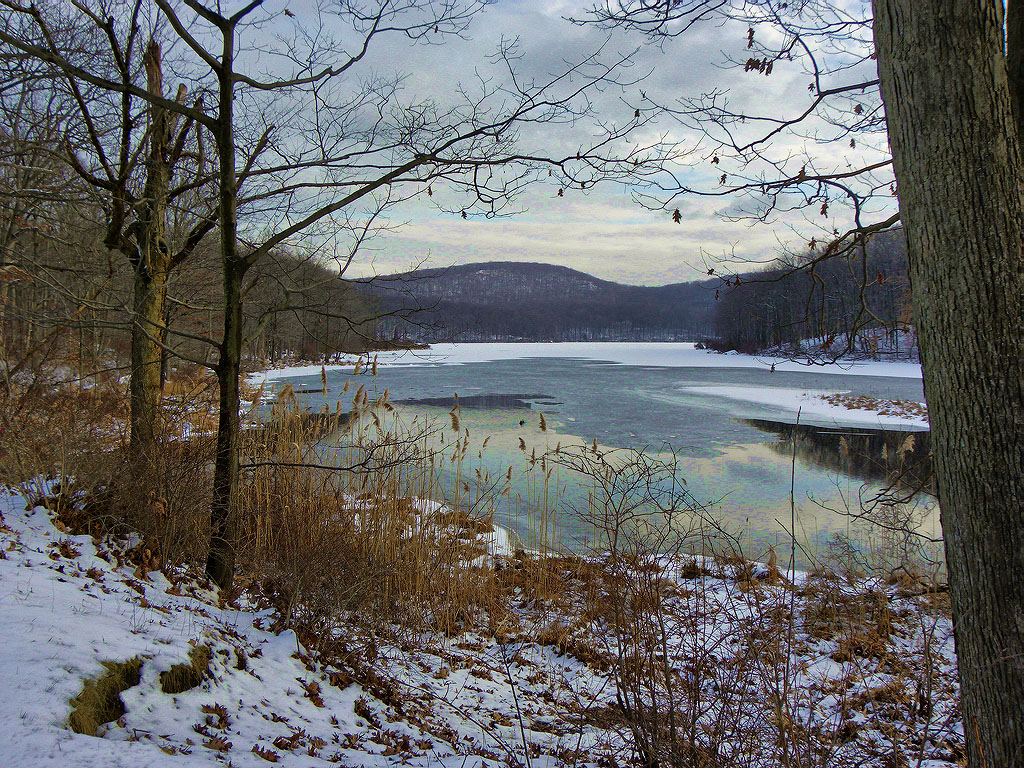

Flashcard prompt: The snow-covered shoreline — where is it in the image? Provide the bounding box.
[685,384,929,429]
[0,483,961,768]
[249,342,924,384]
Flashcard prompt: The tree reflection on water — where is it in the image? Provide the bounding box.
[741,418,934,499]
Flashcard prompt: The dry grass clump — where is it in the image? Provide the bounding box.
[535,618,611,670]
[68,657,142,735]
[802,573,895,664]
[820,392,928,420]
[495,553,602,613]
[160,644,212,694]
[675,557,713,580]
[801,573,845,640]
[160,363,217,399]
[159,366,220,435]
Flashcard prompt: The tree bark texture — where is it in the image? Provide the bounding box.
[873,2,1024,765]
[127,254,167,456]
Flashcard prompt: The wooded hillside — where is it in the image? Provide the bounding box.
[366,229,910,352]
[368,261,718,342]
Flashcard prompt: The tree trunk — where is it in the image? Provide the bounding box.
[873,2,1024,765]
[1008,1,1024,140]
[128,41,173,461]
[127,255,167,457]
[206,260,243,590]
[206,25,243,591]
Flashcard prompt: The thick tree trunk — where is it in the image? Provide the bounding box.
[1008,1,1024,140]
[127,255,167,457]
[873,2,1024,765]
[128,41,173,461]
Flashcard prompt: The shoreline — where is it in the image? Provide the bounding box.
[249,341,923,381]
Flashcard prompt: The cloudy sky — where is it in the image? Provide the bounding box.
[347,0,798,284]
[222,0,889,285]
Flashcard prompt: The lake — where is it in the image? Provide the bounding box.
[263,343,940,570]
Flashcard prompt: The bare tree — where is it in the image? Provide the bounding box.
[582,0,903,354]
[0,80,73,376]
[0,1,213,461]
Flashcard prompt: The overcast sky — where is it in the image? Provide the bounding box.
[222,0,888,285]
[344,0,785,284]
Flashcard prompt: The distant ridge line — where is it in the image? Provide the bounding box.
[367,261,717,343]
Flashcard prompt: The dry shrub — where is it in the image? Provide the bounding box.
[27,434,213,576]
[550,447,949,768]
[1,375,128,487]
[3,360,215,576]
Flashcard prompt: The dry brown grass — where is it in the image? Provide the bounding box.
[233,390,516,641]
[68,658,142,735]
[160,645,212,694]
[802,573,896,667]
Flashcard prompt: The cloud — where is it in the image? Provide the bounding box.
[238,0,893,285]
[346,183,798,285]
[321,2,805,284]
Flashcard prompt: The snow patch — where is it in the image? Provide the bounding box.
[685,385,929,429]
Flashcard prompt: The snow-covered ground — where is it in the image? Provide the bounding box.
[1,484,962,768]
[686,385,929,429]
[0,489,601,768]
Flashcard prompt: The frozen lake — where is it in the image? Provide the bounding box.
[262,343,939,568]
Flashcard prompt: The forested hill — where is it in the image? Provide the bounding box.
[368,261,718,342]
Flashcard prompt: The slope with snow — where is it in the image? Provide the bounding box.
[0,485,961,768]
